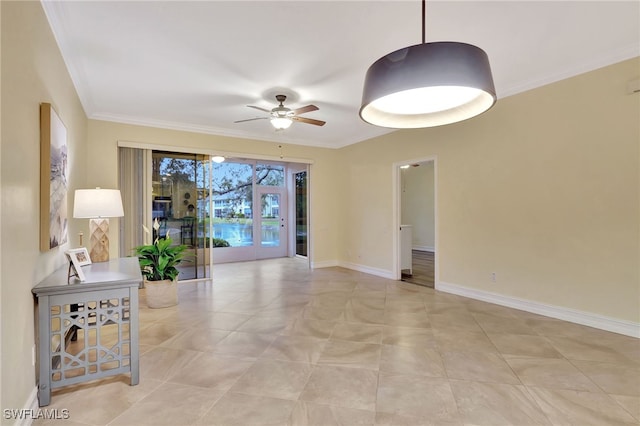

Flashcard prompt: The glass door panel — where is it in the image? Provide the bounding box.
[256,187,286,258]
[256,163,285,186]
[211,161,256,263]
[211,161,254,247]
[295,171,308,257]
[151,151,211,280]
[260,193,280,247]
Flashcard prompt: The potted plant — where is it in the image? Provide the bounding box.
[135,219,188,308]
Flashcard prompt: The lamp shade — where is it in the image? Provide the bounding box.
[360,41,496,128]
[73,188,124,218]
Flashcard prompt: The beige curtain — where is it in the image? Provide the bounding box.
[118,147,150,256]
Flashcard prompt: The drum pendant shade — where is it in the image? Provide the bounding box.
[360,41,496,128]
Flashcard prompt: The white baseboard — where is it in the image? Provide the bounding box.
[437,281,640,338]
[412,245,434,252]
[337,261,394,280]
[309,263,638,338]
[13,387,39,426]
[313,260,394,280]
[310,259,339,269]
[312,260,395,280]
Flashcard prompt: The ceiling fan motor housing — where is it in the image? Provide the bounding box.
[272,95,293,117]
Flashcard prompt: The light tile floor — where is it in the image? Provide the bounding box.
[35,258,640,425]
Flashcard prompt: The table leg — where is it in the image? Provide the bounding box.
[37,295,51,406]
[129,288,139,385]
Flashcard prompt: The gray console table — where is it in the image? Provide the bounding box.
[32,257,141,406]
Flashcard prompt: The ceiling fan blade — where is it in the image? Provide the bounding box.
[246,105,272,113]
[292,105,319,115]
[234,117,268,123]
[292,116,326,126]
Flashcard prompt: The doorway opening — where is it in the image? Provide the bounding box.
[119,144,311,281]
[394,157,437,288]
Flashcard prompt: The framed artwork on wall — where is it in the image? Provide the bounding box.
[40,103,69,251]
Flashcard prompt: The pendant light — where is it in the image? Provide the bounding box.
[359,0,496,128]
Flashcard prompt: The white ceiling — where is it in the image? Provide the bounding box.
[42,1,639,149]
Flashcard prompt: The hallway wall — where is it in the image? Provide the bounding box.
[401,162,435,252]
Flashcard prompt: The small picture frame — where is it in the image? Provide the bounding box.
[67,247,92,266]
[65,248,90,282]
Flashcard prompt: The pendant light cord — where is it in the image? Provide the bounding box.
[422,0,426,44]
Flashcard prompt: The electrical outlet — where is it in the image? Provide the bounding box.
[491,272,497,283]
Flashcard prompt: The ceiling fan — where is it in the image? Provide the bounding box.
[235,95,326,130]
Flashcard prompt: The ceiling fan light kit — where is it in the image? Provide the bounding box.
[235,94,325,130]
[359,0,496,128]
[271,116,293,130]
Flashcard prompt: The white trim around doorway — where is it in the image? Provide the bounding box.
[392,156,439,283]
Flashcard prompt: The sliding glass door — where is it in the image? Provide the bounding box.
[151,151,211,280]
[120,146,310,276]
[122,148,305,269]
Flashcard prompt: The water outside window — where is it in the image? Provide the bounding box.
[260,193,280,247]
[212,161,254,247]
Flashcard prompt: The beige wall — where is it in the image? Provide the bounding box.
[340,58,640,323]
[86,120,343,265]
[1,1,88,415]
[401,162,435,251]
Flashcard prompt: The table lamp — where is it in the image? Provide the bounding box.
[73,188,124,262]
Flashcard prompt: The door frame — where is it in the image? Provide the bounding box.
[288,165,310,260]
[392,155,439,284]
[255,186,288,259]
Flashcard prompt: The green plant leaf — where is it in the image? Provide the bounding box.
[135,236,186,282]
